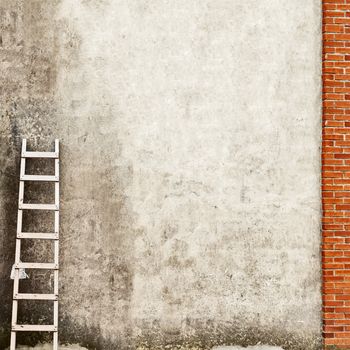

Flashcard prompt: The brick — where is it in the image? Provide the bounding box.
[336,204,350,210]
[323,198,343,204]
[324,3,338,9]
[325,208,344,213]
[325,80,345,87]
[323,3,350,346]
[335,267,350,272]
[328,338,350,346]
[326,303,345,308]
[335,18,350,24]
[325,93,346,99]
[334,332,350,338]
[335,75,350,81]
[324,261,345,267]
[325,312,346,318]
[337,48,350,54]
[335,258,350,263]
[335,153,350,158]
[335,179,350,184]
[324,11,346,17]
[325,110,345,117]
[323,170,344,177]
[326,40,346,47]
[335,283,350,288]
[336,4,350,9]
[334,34,350,40]
[333,319,350,325]
[326,24,345,32]
[335,87,350,92]
[322,146,343,152]
[324,252,344,259]
[325,326,345,333]
[335,191,350,197]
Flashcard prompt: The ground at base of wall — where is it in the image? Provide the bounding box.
[4,345,285,350]
[213,347,284,350]
[4,344,88,350]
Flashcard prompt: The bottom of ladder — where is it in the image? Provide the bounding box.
[10,330,58,350]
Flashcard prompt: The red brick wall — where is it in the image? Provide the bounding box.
[323,1,350,348]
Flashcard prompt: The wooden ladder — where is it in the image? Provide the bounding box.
[10,139,60,350]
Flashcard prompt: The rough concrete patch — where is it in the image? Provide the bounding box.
[212,347,284,350]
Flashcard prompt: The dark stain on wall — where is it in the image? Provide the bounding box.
[133,320,322,350]
[0,0,60,347]
[0,135,19,348]
[53,317,322,350]
[59,316,131,350]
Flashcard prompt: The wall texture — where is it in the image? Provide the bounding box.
[0,1,322,349]
[322,0,350,349]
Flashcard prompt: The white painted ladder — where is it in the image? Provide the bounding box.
[10,139,60,350]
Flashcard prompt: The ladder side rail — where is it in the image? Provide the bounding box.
[11,139,26,350]
[53,144,59,350]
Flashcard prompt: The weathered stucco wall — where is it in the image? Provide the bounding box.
[0,0,322,349]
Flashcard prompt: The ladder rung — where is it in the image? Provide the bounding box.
[20,175,59,182]
[18,232,58,240]
[19,203,58,211]
[14,293,58,300]
[22,151,58,159]
[12,324,57,332]
[15,262,58,270]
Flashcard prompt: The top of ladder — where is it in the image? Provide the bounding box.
[21,139,59,159]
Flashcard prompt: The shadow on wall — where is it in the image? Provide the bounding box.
[0,0,59,346]
[0,136,20,347]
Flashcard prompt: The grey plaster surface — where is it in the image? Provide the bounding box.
[0,0,322,349]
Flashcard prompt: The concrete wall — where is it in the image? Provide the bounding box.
[0,0,322,349]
